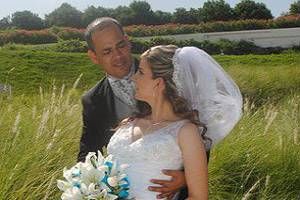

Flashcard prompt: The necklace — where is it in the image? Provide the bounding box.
[131,118,178,143]
[143,119,169,135]
[150,119,168,126]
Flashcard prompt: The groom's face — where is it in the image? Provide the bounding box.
[88,25,132,79]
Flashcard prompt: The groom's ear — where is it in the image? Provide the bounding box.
[88,50,99,65]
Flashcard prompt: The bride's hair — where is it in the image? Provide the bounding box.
[134,45,206,131]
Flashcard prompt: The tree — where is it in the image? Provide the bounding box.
[199,0,235,22]
[82,6,98,26]
[172,8,199,24]
[189,8,201,23]
[82,6,113,27]
[45,3,83,28]
[0,16,11,30]
[129,1,155,25]
[290,0,300,15]
[113,6,135,26]
[153,10,172,25]
[234,0,273,20]
[11,11,44,30]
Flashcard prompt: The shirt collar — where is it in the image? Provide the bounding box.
[107,62,135,82]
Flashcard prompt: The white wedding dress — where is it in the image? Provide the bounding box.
[107,120,187,200]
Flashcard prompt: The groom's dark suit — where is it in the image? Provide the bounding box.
[77,77,117,162]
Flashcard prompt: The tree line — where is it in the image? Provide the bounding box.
[0,0,300,30]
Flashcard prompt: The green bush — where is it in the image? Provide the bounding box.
[57,28,85,40]
[54,39,87,53]
[125,18,300,37]
[1,18,300,46]
[0,30,57,46]
[217,39,263,55]
[130,37,292,55]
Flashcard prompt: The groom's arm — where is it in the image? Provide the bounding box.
[149,170,186,199]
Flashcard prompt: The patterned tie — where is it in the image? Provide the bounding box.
[108,66,136,108]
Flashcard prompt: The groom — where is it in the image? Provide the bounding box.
[77,17,188,199]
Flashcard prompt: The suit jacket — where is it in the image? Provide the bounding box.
[78,58,139,162]
[77,77,117,162]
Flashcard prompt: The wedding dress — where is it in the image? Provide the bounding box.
[107,120,187,200]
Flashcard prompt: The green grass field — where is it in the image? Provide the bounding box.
[0,48,299,199]
[0,49,103,93]
[1,48,300,104]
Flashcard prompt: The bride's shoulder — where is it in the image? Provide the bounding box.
[179,122,199,133]
[178,122,204,142]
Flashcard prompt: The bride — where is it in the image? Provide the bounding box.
[107,45,242,200]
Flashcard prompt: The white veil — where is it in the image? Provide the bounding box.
[172,47,243,147]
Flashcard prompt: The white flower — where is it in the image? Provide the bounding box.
[61,187,82,200]
[110,161,118,176]
[79,183,88,195]
[107,193,119,200]
[87,183,99,193]
[100,182,112,193]
[57,180,72,192]
[85,152,98,168]
[107,176,118,187]
[104,154,114,165]
[89,188,109,199]
[98,165,109,174]
[97,150,105,164]
[80,162,105,186]
[86,183,103,198]
[63,166,81,183]
[119,164,130,172]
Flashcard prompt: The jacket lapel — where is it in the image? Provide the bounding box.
[91,78,117,127]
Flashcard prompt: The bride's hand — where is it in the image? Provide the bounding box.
[148,169,186,199]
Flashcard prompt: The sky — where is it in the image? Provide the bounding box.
[0,0,296,19]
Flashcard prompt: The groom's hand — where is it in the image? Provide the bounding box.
[148,169,186,199]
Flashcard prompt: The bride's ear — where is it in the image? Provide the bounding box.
[156,78,166,92]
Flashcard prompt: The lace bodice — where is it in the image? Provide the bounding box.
[107,120,187,200]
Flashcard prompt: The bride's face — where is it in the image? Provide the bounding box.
[132,58,158,102]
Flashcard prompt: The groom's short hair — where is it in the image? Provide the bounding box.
[85,17,125,51]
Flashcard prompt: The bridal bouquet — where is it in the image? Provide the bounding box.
[57,151,131,200]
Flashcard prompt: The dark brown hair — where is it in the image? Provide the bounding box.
[85,17,124,52]
[134,45,207,136]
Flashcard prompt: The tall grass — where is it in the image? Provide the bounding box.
[0,83,82,199]
[209,94,300,199]
[0,87,299,199]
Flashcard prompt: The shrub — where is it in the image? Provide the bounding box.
[1,18,300,45]
[54,39,87,52]
[57,28,85,40]
[125,18,300,37]
[130,37,298,55]
[0,30,57,45]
